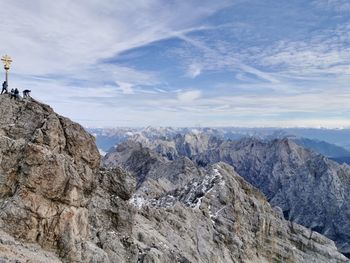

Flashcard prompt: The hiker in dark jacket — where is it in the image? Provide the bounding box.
[10,88,19,100]
[14,88,19,100]
[1,81,8,94]
[23,89,31,98]
[10,89,15,99]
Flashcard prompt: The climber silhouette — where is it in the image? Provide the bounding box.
[14,88,19,100]
[10,88,14,98]
[10,88,19,100]
[1,81,8,94]
[23,89,31,98]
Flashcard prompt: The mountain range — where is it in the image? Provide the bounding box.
[90,127,350,164]
[104,132,350,257]
[0,96,348,262]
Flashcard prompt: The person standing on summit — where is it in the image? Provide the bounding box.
[14,88,19,100]
[1,81,8,94]
[10,88,19,100]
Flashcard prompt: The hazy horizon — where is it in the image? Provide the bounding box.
[86,125,350,130]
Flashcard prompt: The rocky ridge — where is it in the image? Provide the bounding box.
[109,133,350,257]
[0,95,348,262]
[104,139,349,262]
[195,137,350,256]
[91,126,350,159]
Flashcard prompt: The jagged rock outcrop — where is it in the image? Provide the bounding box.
[123,132,222,160]
[112,133,350,257]
[104,141,347,262]
[86,167,137,262]
[292,137,350,158]
[193,137,350,256]
[0,95,348,262]
[103,140,202,197]
[0,95,101,262]
[104,144,349,262]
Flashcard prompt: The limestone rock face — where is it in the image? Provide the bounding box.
[103,140,202,197]
[104,141,349,262]
[194,137,350,256]
[0,95,348,263]
[112,133,350,257]
[0,96,100,262]
[104,143,349,262]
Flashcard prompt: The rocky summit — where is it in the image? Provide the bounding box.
[0,95,348,262]
[0,95,101,262]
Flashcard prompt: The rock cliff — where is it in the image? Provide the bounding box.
[195,137,350,256]
[0,95,101,262]
[0,95,348,262]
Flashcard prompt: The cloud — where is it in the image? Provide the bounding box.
[0,0,238,128]
[24,72,350,128]
[312,0,350,12]
[243,23,350,80]
[116,82,134,94]
[0,0,230,80]
[0,2,231,111]
[177,90,202,103]
[175,33,280,83]
[1,1,350,128]
[186,63,202,78]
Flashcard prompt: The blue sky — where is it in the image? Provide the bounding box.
[1,0,350,127]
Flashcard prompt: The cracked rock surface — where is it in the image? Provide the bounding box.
[0,96,100,262]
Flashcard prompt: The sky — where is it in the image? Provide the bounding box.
[1,0,350,128]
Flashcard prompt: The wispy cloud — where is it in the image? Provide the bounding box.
[186,63,202,78]
[1,1,350,128]
[175,33,280,83]
[116,82,135,94]
[0,0,230,80]
[252,23,350,79]
[177,90,202,103]
[312,0,350,12]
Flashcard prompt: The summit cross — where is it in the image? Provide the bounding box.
[1,55,12,83]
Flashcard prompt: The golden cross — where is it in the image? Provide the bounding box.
[1,55,12,69]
